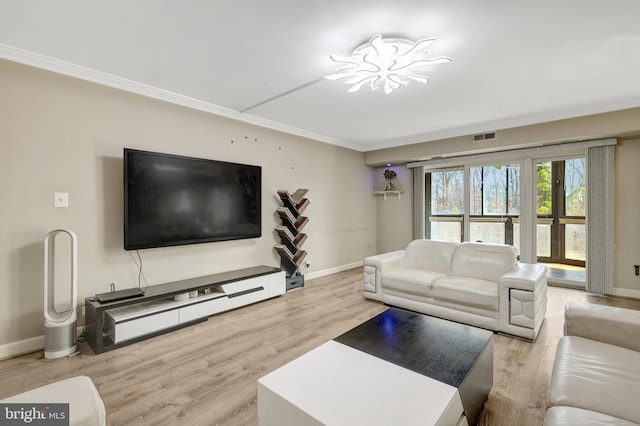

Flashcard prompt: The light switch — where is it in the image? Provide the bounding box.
[54,192,69,208]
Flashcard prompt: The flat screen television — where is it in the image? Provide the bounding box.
[124,148,261,250]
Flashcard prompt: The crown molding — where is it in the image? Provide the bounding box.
[0,43,366,152]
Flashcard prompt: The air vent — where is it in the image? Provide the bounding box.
[472,132,497,142]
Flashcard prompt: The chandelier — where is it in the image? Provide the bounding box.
[325,34,451,94]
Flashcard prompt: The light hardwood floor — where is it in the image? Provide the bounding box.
[2,268,640,425]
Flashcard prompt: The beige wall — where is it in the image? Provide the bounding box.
[373,165,413,253]
[614,138,640,292]
[0,59,377,349]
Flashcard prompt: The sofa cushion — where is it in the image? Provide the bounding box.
[544,406,638,426]
[549,336,640,424]
[450,242,517,282]
[382,269,444,298]
[402,239,458,275]
[431,276,498,310]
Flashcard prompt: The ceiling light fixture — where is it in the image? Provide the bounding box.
[325,34,451,94]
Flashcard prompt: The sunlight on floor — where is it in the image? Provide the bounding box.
[541,263,585,288]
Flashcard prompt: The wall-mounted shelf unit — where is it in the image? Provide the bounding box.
[275,189,309,290]
[374,190,404,200]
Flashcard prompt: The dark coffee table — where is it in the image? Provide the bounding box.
[258,308,493,425]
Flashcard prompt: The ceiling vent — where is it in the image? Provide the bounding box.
[472,132,497,142]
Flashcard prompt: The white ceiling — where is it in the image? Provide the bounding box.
[2,1,640,152]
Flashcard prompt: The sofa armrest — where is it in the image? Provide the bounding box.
[498,263,547,291]
[364,250,405,271]
[0,376,106,426]
[564,302,640,352]
[363,250,405,301]
[498,263,548,339]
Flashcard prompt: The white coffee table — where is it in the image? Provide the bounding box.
[258,340,466,426]
[257,308,493,426]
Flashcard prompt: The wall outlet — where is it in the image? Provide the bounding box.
[634,265,640,278]
[54,192,69,208]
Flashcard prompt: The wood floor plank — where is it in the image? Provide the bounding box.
[1,268,639,425]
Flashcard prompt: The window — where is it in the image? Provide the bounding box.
[535,157,585,265]
[427,169,463,242]
[426,164,520,249]
[469,164,519,248]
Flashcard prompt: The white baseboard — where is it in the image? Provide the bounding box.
[0,324,85,361]
[0,335,44,361]
[612,287,640,300]
[305,261,363,280]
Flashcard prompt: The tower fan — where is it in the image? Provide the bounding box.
[44,229,78,359]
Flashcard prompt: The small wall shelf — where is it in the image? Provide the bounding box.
[374,190,404,200]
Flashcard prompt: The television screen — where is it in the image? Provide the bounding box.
[124,149,261,250]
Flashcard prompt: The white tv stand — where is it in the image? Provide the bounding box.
[85,266,285,354]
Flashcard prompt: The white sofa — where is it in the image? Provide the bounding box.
[545,302,640,425]
[363,239,548,340]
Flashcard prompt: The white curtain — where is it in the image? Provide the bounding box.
[412,166,425,239]
[586,145,615,294]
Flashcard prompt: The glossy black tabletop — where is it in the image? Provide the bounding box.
[334,307,493,388]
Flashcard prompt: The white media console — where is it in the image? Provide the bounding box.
[85,266,285,354]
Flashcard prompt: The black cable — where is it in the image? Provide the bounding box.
[137,250,149,287]
[137,250,142,286]
[128,250,149,288]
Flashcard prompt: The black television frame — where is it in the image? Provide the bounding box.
[123,148,262,250]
